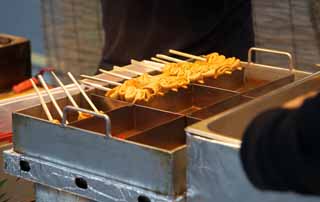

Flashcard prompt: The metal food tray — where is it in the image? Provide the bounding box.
[185,71,320,202]
[136,84,237,114]
[188,95,253,120]
[200,48,295,97]
[12,97,190,197]
[92,48,297,100]
[5,47,314,201]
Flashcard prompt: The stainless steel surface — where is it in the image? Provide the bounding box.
[12,103,187,196]
[36,184,94,202]
[4,150,185,202]
[186,134,319,202]
[186,71,320,145]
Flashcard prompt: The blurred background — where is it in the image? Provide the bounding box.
[1,0,320,81]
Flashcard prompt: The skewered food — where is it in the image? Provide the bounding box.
[106,52,242,103]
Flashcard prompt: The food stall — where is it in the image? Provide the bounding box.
[2,46,320,202]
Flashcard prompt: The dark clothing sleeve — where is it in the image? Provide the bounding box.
[240,93,320,195]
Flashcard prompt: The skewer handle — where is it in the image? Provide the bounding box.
[99,69,132,80]
[38,75,64,119]
[150,57,169,64]
[81,80,111,92]
[248,47,294,71]
[68,72,99,113]
[131,59,162,71]
[80,74,122,86]
[169,49,206,61]
[113,66,144,76]
[143,60,165,67]
[62,106,111,137]
[51,71,79,108]
[30,79,54,121]
[155,54,185,63]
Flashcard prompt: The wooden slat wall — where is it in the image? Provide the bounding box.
[253,0,320,72]
[41,0,103,78]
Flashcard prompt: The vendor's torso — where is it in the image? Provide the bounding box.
[100,0,254,69]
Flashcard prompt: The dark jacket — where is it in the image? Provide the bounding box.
[241,93,320,195]
[100,0,254,69]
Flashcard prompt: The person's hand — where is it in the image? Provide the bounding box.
[282,91,318,109]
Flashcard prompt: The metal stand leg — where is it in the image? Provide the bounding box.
[35,184,95,202]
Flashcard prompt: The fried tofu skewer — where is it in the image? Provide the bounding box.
[106,51,242,103]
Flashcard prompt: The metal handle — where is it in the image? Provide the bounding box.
[248,47,294,71]
[62,106,111,137]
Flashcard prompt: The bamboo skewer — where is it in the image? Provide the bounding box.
[51,71,79,108]
[143,60,165,67]
[155,54,185,63]
[80,75,122,86]
[38,75,64,119]
[113,66,144,76]
[169,49,242,71]
[131,59,162,71]
[99,68,132,80]
[169,49,206,61]
[68,72,99,113]
[81,81,111,92]
[30,79,54,122]
[151,57,170,64]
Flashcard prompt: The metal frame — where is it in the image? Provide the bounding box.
[4,150,185,202]
[3,47,314,202]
